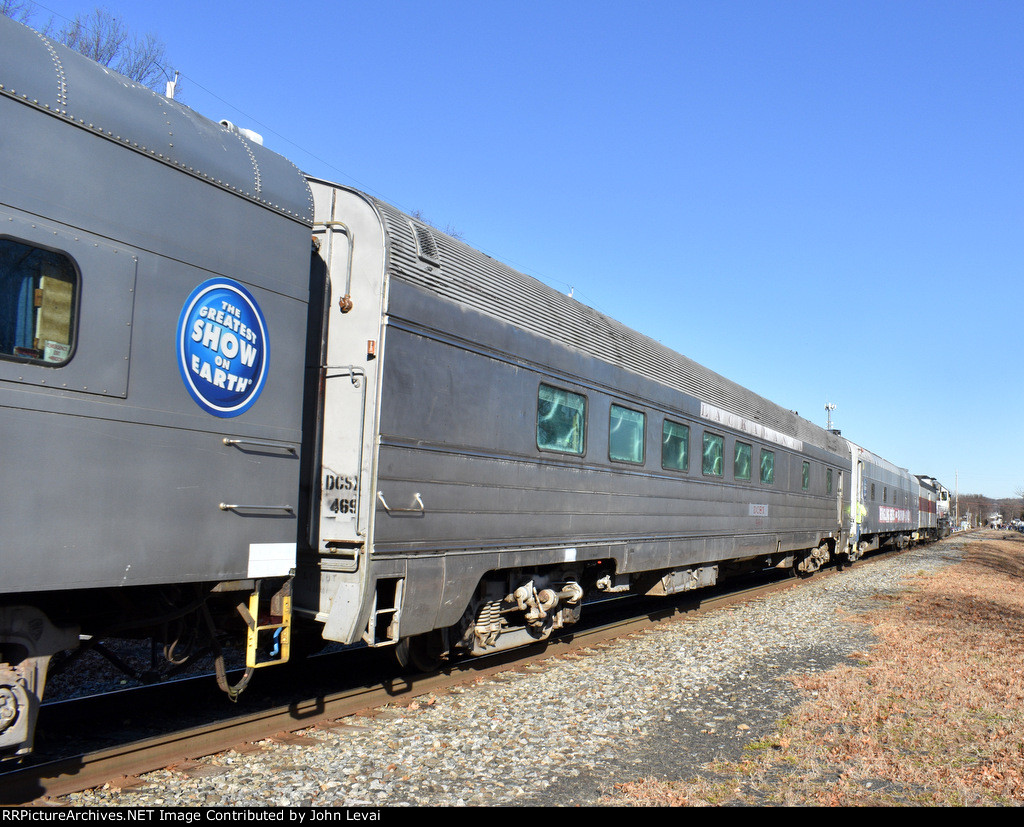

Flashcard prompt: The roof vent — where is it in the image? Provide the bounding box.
[412,222,440,266]
[219,120,264,145]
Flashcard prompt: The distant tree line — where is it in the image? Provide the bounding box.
[953,492,1024,526]
[0,2,171,91]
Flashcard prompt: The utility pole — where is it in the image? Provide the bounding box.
[955,470,959,526]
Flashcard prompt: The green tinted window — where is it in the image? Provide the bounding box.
[702,432,723,477]
[609,404,645,464]
[734,441,752,481]
[0,239,77,365]
[802,461,810,491]
[537,384,586,455]
[826,468,833,494]
[661,420,689,471]
[760,449,775,485]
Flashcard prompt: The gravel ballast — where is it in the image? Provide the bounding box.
[56,538,966,807]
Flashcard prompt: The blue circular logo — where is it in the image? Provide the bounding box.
[177,279,269,417]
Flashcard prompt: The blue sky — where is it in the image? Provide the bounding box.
[15,1,1024,500]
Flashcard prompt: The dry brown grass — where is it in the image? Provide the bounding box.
[602,532,1024,806]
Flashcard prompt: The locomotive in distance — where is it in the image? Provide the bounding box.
[0,15,951,760]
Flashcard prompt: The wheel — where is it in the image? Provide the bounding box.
[792,547,825,579]
[792,562,815,579]
[394,630,446,673]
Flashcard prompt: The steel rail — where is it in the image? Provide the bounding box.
[4,553,897,804]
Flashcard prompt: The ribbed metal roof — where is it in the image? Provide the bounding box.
[0,15,312,224]
[370,196,846,457]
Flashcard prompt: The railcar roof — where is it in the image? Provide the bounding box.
[849,440,911,476]
[369,194,846,457]
[0,16,312,225]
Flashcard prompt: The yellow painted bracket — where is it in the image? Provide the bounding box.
[242,586,291,669]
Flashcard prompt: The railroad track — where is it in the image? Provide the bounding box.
[1,552,893,804]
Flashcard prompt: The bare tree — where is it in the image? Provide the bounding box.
[58,9,167,89]
[410,210,464,241]
[59,9,129,66]
[0,1,32,23]
[997,496,1024,522]
[1,4,171,92]
[1010,488,1024,521]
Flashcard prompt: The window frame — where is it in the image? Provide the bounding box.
[608,403,646,465]
[0,237,80,368]
[536,382,588,456]
[734,440,752,482]
[661,418,690,473]
[702,431,724,477]
[760,448,775,485]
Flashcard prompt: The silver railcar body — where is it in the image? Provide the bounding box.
[301,180,856,653]
[846,441,919,554]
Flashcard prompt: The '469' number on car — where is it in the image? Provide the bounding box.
[327,497,356,514]
[324,473,358,516]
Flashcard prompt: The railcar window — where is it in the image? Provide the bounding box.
[883,487,888,503]
[0,239,77,365]
[537,384,586,455]
[801,461,810,491]
[734,441,752,481]
[871,483,876,501]
[702,432,723,477]
[609,404,645,464]
[760,449,775,484]
[661,419,689,472]
[826,468,833,495]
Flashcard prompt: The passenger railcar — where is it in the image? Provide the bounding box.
[0,16,307,756]
[301,179,856,665]
[846,443,919,556]
[0,15,947,759]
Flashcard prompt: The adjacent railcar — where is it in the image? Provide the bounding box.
[0,16,310,756]
[845,443,919,557]
[298,180,854,662]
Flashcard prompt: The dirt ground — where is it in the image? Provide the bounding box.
[601,530,1024,806]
